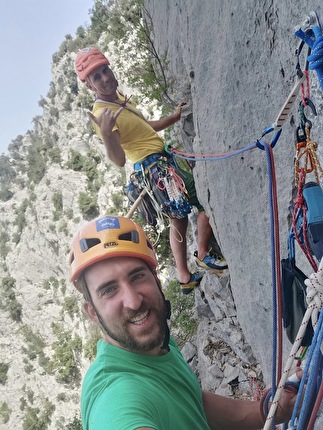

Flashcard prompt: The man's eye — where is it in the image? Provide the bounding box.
[100,286,116,297]
[131,272,145,282]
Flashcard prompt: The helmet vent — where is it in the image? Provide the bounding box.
[80,238,101,252]
[119,230,139,243]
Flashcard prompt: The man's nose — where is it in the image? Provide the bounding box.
[103,73,113,84]
[122,284,142,310]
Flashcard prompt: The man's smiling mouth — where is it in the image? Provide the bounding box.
[130,311,149,325]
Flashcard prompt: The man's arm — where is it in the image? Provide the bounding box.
[148,102,186,132]
[202,391,264,430]
[88,107,126,167]
[203,374,301,430]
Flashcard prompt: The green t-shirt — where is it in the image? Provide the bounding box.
[81,337,210,430]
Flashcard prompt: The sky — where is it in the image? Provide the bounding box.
[0,0,94,155]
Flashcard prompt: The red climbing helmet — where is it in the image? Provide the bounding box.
[75,47,110,82]
[69,215,158,291]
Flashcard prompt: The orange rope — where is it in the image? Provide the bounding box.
[292,169,318,271]
[294,128,323,186]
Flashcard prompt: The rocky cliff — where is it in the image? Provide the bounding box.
[1,1,323,428]
[145,0,323,425]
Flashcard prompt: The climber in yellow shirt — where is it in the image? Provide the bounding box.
[74,47,228,293]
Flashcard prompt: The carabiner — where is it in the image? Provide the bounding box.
[302,97,317,116]
[298,97,317,132]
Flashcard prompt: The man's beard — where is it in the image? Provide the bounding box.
[99,297,168,353]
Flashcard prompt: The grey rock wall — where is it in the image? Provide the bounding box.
[145,0,323,399]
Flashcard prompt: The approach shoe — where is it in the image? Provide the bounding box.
[180,272,203,295]
[194,251,228,271]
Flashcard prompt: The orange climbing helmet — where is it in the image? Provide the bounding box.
[75,47,110,82]
[69,215,158,291]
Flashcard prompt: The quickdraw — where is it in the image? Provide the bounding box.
[291,89,323,270]
[294,98,322,186]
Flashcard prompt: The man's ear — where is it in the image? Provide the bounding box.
[85,81,95,91]
[83,302,99,323]
[84,77,95,92]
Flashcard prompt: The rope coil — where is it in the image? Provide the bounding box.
[263,258,323,430]
[305,260,323,328]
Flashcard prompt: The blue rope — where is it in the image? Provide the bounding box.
[295,22,323,91]
[296,310,323,429]
[169,142,258,162]
[288,308,323,428]
[173,137,282,415]
[263,141,279,430]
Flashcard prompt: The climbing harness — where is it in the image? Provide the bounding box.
[126,179,159,227]
[131,152,192,221]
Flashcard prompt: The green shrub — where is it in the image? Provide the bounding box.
[26,142,46,184]
[83,326,102,361]
[67,149,100,183]
[52,190,63,221]
[61,296,79,319]
[67,150,85,171]
[42,276,60,291]
[0,402,11,424]
[22,399,55,430]
[0,154,16,182]
[48,324,82,385]
[24,363,34,375]
[0,230,10,259]
[0,187,13,202]
[58,220,68,235]
[0,363,9,385]
[20,325,46,362]
[13,198,29,244]
[48,147,62,164]
[38,97,48,108]
[0,276,22,322]
[49,106,59,119]
[8,135,23,155]
[66,415,83,430]
[56,392,67,402]
[60,279,67,295]
[163,280,197,347]
[78,191,99,219]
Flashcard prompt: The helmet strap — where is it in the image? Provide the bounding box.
[161,299,172,351]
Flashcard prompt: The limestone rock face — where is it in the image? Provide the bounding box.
[145,0,323,426]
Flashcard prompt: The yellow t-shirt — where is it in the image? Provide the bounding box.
[92,97,165,163]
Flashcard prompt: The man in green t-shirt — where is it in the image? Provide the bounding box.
[74,47,228,294]
[69,215,301,430]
